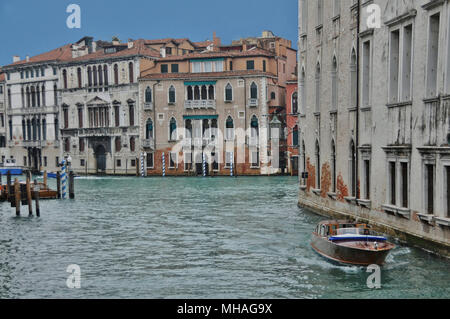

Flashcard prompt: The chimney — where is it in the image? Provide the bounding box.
[128,40,134,49]
[213,32,221,51]
[13,56,20,63]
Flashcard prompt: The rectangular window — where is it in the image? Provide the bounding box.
[80,159,85,167]
[171,64,179,73]
[204,62,212,72]
[229,61,233,71]
[402,25,413,101]
[401,162,409,208]
[161,64,168,73]
[225,152,232,167]
[389,161,396,205]
[246,60,255,70]
[251,151,259,167]
[116,159,122,167]
[263,60,266,72]
[425,164,435,214]
[24,156,27,166]
[165,47,172,55]
[215,61,223,72]
[427,13,440,97]
[56,157,59,167]
[131,159,136,167]
[64,108,69,129]
[146,153,154,168]
[193,62,201,73]
[43,156,47,167]
[389,29,400,103]
[362,41,371,107]
[169,152,176,168]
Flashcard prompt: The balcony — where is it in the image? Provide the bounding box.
[248,99,258,108]
[184,100,216,110]
[65,126,139,138]
[142,138,155,150]
[143,102,153,111]
[22,140,43,148]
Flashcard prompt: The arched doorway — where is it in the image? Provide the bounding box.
[195,152,208,176]
[95,144,107,173]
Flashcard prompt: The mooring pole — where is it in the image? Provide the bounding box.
[34,180,40,217]
[14,178,20,216]
[69,171,75,199]
[43,171,48,189]
[26,176,33,216]
[7,171,11,201]
[56,171,61,199]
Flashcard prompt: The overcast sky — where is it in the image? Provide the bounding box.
[0,0,297,66]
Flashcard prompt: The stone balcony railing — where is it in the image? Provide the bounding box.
[184,100,216,110]
[62,126,139,138]
[8,105,59,116]
[142,138,155,149]
[248,98,258,108]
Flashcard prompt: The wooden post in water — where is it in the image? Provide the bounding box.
[7,171,11,201]
[56,171,61,199]
[34,180,40,217]
[14,179,20,216]
[0,172,2,186]
[26,176,33,216]
[69,171,75,199]
[43,171,48,189]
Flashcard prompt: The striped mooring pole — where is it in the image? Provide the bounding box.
[230,152,234,177]
[162,153,166,177]
[140,153,145,177]
[61,160,67,199]
[202,153,206,177]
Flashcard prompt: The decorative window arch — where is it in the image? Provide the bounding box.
[201,85,207,100]
[208,85,215,100]
[292,91,298,114]
[93,66,97,86]
[146,118,153,139]
[129,62,134,83]
[145,87,152,103]
[168,85,176,104]
[250,82,258,99]
[169,117,177,141]
[114,64,119,85]
[77,67,82,88]
[187,86,193,100]
[225,116,234,140]
[103,65,108,85]
[98,65,103,86]
[87,66,92,87]
[194,85,200,100]
[62,70,68,89]
[225,83,233,102]
[130,137,136,152]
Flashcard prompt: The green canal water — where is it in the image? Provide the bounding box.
[0,176,449,299]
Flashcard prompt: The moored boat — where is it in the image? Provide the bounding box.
[0,159,23,176]
[311,220,395,266]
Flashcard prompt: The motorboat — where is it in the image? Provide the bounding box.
[311,220,395,266]
[0,159,23,175]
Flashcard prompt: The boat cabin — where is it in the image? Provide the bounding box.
[314,220,373,238]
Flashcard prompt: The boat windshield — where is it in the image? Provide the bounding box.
[336,228,373,236]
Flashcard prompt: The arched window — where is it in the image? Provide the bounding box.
[129,62,134,83]
[114,64,119,85]
[185,119,192,138]
[22,119,26,140]
[87,66,92,87]
[63,70,67,89]
[250,115,259,139]
[187,86,193,100]
[225,83,233,102]
[36,86,41,107]
[168,85,176,104]
[93,66,98,86]
[27,119,31,141]
[250,82,258,99]
[42,119,46,140]
[77,67,82,88]
[292,92,298,114]
[98,65,103,86]
[194,85,200,100]
[208,85,215,100]
[293,125,299,147]
[226,116,234,140]
[79,138,85,152]
[201,85,207,100]
[37,119,41,140]
[145,87,152,103]
[54,117,59,140]
[53,84,58,106]
[332,56,338,111]
[32,118,37,141]
[315,140,321,189]
[169,118,177,141]
[271,92,276,100]
[315,62,321,112]
[146,118,153,139]
[115,137,122,152]
[130,137,135,152]
[41,85,46,107]
[21,88,25,108]
[350,49,357,108]
[26,87,30,107]
[104,65,108,85]
[31,87,36,107]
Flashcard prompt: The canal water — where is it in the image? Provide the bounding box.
[0,176,448,299]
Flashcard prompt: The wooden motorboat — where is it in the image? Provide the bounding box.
[311,220,395,266]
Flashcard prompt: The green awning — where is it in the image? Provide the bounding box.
[184,81,217,86]
[183,115,219,120]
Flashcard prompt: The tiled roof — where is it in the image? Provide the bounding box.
[5,43,74,67]
[140,70,276,80]
[68,39,160,63]
[143,38,190,45]
[193,40,213,48]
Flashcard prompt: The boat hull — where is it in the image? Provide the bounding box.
[0,168,23,176]
[311,233,393,266]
